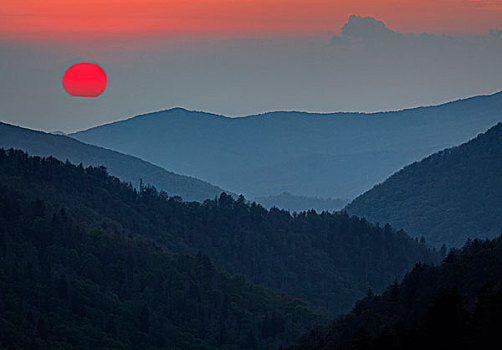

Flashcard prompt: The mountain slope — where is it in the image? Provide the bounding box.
[346,122,502,248]
[0,149,439,317]
[0,169,320,350]
[71,92,502,199]
[290,236,502,350]
[0,121,225,201]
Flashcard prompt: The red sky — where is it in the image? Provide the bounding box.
[1,0,501,40]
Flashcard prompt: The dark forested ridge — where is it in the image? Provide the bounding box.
[0,121,225,201]
[290,236,502,350]
[0,162,321,349]
[72,92,502,199]
[346,122,502,248]
[0,149,439,317]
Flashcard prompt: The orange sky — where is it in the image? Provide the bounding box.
[1,0,501,40]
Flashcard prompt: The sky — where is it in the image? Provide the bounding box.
[1,0,501,132]
[2,0,502,37]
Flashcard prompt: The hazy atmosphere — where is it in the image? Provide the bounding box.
[1,1,502,350]
[1,5,502,132]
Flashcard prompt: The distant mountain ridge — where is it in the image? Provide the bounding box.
[0,121,226,201]
[71,91,502,199]
[255,192,348,213]
[346,122,502,248]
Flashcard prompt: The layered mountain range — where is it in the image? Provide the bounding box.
[72,92,502,200]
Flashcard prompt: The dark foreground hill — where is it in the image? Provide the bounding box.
[72,92,502,199]
[290,236,502,350]
[0,149,439,316]
[346,122,502,248]
[0,122,225,201]
[0,156,321,350]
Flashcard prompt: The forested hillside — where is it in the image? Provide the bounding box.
[72,92,502,199]
[290,236,502,350]
[0,167,320,350]
[0,149,439,316]
[346,122,502,248]
[0,122,225,201]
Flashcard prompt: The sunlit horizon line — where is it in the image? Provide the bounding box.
[2,0,502,41]
[1,23,497,43]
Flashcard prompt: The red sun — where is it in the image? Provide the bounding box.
[62,62,107,97]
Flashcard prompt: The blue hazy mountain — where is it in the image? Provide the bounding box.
[346,122,502,248]
[0,121,225,201]
[71,92,502,200]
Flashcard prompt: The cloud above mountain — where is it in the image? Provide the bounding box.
[330,15,457,46]
[334,15,404,44]
[490,29,502,38]
[329,14,502,51]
